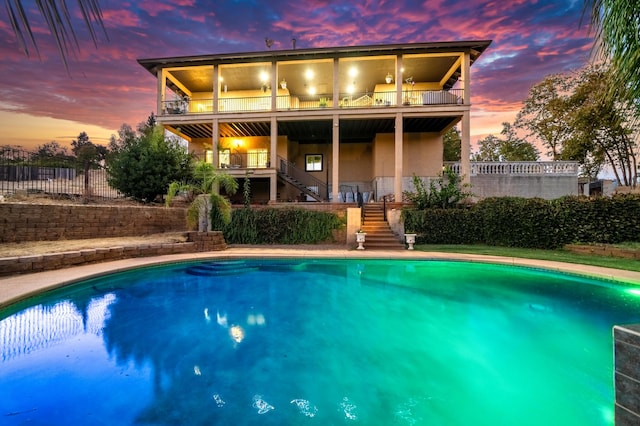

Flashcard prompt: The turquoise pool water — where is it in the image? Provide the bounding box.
[1,258,639,425]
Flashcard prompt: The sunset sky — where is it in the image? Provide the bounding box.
[0,0,594,155]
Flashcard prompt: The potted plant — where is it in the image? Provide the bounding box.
[356,230,366,250]
[319,97,328,108]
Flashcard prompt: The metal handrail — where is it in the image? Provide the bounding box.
[277,156,328,200]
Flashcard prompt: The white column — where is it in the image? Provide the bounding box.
[271,61,277,110]
[157,69,165,114]
[396,55,403,106]
[460,111,471,185]
[213,65,219,113]
[270,116,277,202]
[461,52,471,105]
[332,115,340,203]
[394,113,403,201]
[212,120,219,167]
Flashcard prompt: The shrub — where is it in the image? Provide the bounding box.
[402,194,640,249]
[222,208,343,244]
[107,126,192,202]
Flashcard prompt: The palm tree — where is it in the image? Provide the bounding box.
[166,161,239,232]
[5,0,107,69]
[585,0,640,109]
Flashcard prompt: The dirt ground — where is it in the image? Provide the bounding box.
[0,233,188,257]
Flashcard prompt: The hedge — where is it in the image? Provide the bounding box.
[401,194,640,249]
[220,207,344,244]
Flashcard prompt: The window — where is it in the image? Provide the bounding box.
[248,149,268,168]
[305,154,323,172]
[218,149,230,168]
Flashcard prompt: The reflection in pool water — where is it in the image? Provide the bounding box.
[1,258,639,425]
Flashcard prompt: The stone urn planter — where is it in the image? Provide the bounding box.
[404,233,417,250]
[355,232,366,250]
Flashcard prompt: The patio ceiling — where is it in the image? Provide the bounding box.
[173,116,460,143]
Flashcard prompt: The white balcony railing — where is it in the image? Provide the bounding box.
[445,161,579,176]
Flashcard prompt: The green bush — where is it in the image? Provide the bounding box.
[220,207,344,244]
[402,194,640,249]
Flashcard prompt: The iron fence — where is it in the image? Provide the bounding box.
[0,148,122,199]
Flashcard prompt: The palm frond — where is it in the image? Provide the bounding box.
[6,0,107,70]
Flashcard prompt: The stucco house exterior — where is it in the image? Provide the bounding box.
[138,40,492,204]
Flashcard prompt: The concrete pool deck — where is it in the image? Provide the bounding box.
[1,247,640,309]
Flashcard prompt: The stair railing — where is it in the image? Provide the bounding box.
[383,195,387,221]
[277,156,328,200]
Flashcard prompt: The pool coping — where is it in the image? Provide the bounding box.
[2,247,640,310]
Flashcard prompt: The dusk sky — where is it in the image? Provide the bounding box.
[0,0,594,155]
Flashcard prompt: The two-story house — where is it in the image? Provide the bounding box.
[138,40,492,204]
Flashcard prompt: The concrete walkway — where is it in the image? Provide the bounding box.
[2,247,640,309]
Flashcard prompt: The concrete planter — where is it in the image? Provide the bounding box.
[355,232,366,250]
[404,233,417,250]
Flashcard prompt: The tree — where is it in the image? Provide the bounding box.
[516,64,637,184]
[443,127,461,161]
[472,123,539,162]
[498,122,539,161]
[563,65,638,185]
[586,0,640,115]
[107,125,193,202]
[166,161,238,231]
[514,74,574,160]
[71,132,108,195]
[472,134,501,161]
[31,141,73,166]
[5,0,108,69]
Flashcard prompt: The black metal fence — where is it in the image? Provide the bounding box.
[0,148,122,199]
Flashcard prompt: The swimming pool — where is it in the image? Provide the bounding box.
[1,258,639,425]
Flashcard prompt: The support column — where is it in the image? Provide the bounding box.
[394,113,403,202]
[461,52,471,105]
[396,55,403,106]
[460,111,471,185]
[212,120,219,167]
[332,115,340,203]
[271,61,277,110]
[157,69,166,114]
[213,65,219,113]
[270,116,278,202]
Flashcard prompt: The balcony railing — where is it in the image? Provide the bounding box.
[219,152,270,169]
[444,161,579,176]
[162,88,464,116]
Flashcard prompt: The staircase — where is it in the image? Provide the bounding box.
[277,156,328,202]
[360,204,406,250]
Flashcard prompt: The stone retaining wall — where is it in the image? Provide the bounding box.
[565,244,640,260]
[0,203,187,243]
[0,231,226,277]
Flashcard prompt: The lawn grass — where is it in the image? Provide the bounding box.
[415,244,640,272]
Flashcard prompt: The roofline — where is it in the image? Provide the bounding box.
[137,40,492,74]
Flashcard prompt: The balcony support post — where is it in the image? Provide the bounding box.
[460,111,471,185]
[270,116,278,202]
[213,65,219,113]
[331,115,340,203]
[394,112,404,202]
[212,120,219,167]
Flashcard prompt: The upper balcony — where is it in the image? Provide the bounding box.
[161,88,465,116]
[138,41,492,120]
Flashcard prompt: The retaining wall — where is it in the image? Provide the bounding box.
[0,231,226,276]
[0,203,187,243]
